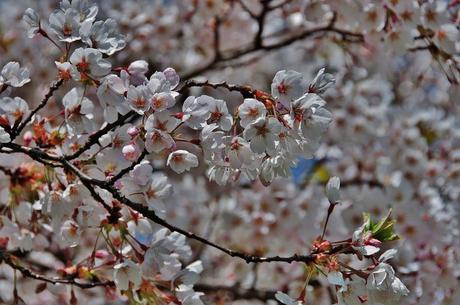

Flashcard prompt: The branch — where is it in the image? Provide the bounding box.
[181,15,363,80]
[238,0,258,19]
[213,16,222,61]
[177,80,257,98]
[254,0,271,48]
[107,149,148,184]
[4,142,353,266]
[11,78,64,141]
[195,279,320,302]
[340,178,383,188]
[0,251,114,289]
[65,111,137,160]
[0,165,13,176]
[195,283,277,301]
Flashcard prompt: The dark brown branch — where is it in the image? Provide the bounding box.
[65,111,137,160]
[408,45,433,52]
[196,283,277,301]
[11,79,64,140]
[0,251,114,289]
[340,178,383,188]
[0,84,8,95]
[196,279,321,302]
[180,14,363,80]
[178,80,257,98]
[0,143,63,168]
[238,0,258,19]
[5,142,353,266]
[93,182,323,264]
[254,0,271,48]
[107,149,148,184]
[0,165,13,176]
[320,202,338,241]
[213,16,222,61]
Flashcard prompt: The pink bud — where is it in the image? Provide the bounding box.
[95,250,109,259]
[127,126,140,138]
[122,144,139,161]
[23,131,33,146]
[173,112,184,120]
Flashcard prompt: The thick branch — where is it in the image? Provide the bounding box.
[5,142,353,266]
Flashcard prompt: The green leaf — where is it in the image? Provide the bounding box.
[362,209,400,242]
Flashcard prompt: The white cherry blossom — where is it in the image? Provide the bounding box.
[22,8,40,38]
[145,128,175,153]
[127,84,150,114]
[113,260,142,291]
[62,87,94,135]
[207,98,233,131]
[60,220,81,247]
[69,47,112,81]
[80,18,126,55]
[238,98,267,128]
[167,150,199,173]
[0,62,30,88]
[143,173,173,212]
[0,97,30,126]
[271,70,307,108]
[243,117,282,155]
[0,127,10,143]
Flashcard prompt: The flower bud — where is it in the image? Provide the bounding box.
[127,126,140,138]
[122,143,139,161]
[23,130,33,146]
[326,176,340,203]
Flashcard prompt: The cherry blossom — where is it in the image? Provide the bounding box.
[0,62,30,88]
[275,292,303,305]
[0,0,458,304]
[243,117,282,155]
[0,127,10,143]
[80,18,126,55]
[127,84,150,114]
[271,70,307,108]
[167,150,199,174]
[206,97,233,131]
[22,8,40,38]
[0,97,30,126]
[238,98,267,128]
[113,260,142,291]
[69,47,112,81]
[62,87,94,135]
[49,8,82,42]
[182,95,212,130]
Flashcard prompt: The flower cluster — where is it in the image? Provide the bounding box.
[0,0,458,305]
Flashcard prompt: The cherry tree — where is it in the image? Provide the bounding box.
[0,0,459,304]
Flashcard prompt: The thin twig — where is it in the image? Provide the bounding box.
[11,79,64,140]
[0,251,114,289]
[65,111,137,160]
